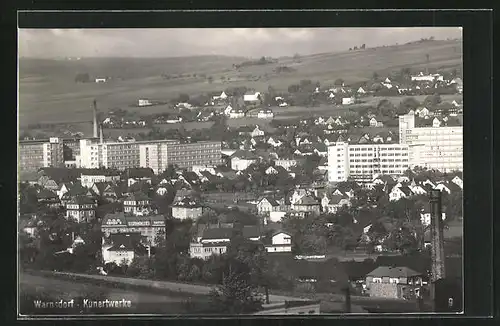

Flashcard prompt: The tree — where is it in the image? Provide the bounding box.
[353,46,358,50]
[207,76,213,84]
[372,72,379,81]
[288,84,300,93]
[360,44,366,49]
[423,94,442,107]
[293,53,301,62]
[376,99,396,117]
[209,269,263,314]
[426,54,430,63]
[398,97,421,115]
[334,78,344,86]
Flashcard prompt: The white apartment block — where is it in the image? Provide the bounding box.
[327,142,410,182]
[399,113,463,172]
[79,139,221,173]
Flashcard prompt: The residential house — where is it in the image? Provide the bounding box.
[434,181,462,195]
[433,117,442,128]
[257,109,274,119]
[243,91,261,103]
[357,87,367,95]
[224,105,233,116]
[81,170,121,188]
[450,175,463,189]
[251,125,265,138]
[126,168,154,188]
[264,231,293,253]
[415,107,430,118]
[389,186,413,201]
[123,192,152,215]
[313,143,328,157]
[292,195,321,215]
[36,188,61,209]
[321,194,351,214]
[231,151,259,171]
[189,226,263,260]
[101,214,166,247]
[65,196,97,223]
[342,97,355,105]
[101,233,149,266]
[229,108,246,119]
[369,116,389,128]
[365,266,423,299]
[265,166,279,175]
[178,172,201,188]
[57,182,72,199]
[256,197,281,215]
[172,197,203,220]
[213,91,228,101]
[267,137,283,148]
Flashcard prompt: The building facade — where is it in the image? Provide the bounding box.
[327,142,410,182]
[399,113,463,172]
[101,213,166,246]
[79,138,221,173]
[19,137,64,172]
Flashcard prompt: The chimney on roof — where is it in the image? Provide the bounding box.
[92,99,98,138]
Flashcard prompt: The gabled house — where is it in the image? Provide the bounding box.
[313,143,328,157]
[265,166,279,175]
[292,195,321,214]
[224,105,233,116]
[102,234,149,266]
[243,91,261,103]
[256,197,281,215]
[321,193,351,214]
[251,125,265,138]
[178,172,201,187]
[357,87,367,94]
[264,231,292,253]
[370,116,389,128]
[37,188,61,208]
[434,181,462,195]
[267,137,283,148]
[389,186,413,202]
[123,192,152,215]
[126,168,154,187]
[172,197,203,220]
[450,175,463,189]
[230,150,259,171]
[365,266,423,299]
[65,196,97,223]
[81,170,121,188]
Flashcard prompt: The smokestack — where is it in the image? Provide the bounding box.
[93,99,98,138]
[99,124,103,143]
[430,189,446,309]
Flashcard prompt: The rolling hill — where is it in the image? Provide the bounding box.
[18,39,462,128]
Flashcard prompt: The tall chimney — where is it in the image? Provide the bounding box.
[99,123,103,143]
[430,189,446,308]
[93,99,98,138]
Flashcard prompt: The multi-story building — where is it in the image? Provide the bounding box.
[79,138,221,173]
[327,142,410,182]
[139,141,222,173]
[101,212,166,246]
[399,113,463,172]
[65,196,97,223]
[19,137,65,173]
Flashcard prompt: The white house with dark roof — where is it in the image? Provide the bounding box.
[172,197,203,220]
[264,231,292,253]
[365,266,423,299]
[244,91,261,103]
[256,197,281,215]
[389,186,413,201]
[65,196,97,223]
[230,151,259,171]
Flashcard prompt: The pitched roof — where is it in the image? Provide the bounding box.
[398,186,413,196]
[81,169,121,177]
[201,227,235,240]
[67,196,95,205]
[367,266,422,278]
[125,168,154,179]
[37,188,58,199]
[124,192,151,202]
[260,197,280,206]
[296,195,320,206]
[173,197,202,208]
[231,150,259,160]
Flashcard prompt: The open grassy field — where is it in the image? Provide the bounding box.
[19,40,462,131]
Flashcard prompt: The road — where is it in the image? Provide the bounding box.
[23,271,310,304]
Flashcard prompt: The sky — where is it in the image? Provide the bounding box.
[18,28,462,59]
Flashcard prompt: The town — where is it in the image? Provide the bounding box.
[19,33,463,315]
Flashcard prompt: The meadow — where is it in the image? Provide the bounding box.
[19,40,462,131]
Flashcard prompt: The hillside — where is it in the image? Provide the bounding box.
[18,40,462,127]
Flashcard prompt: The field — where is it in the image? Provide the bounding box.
[19,40,462,131]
